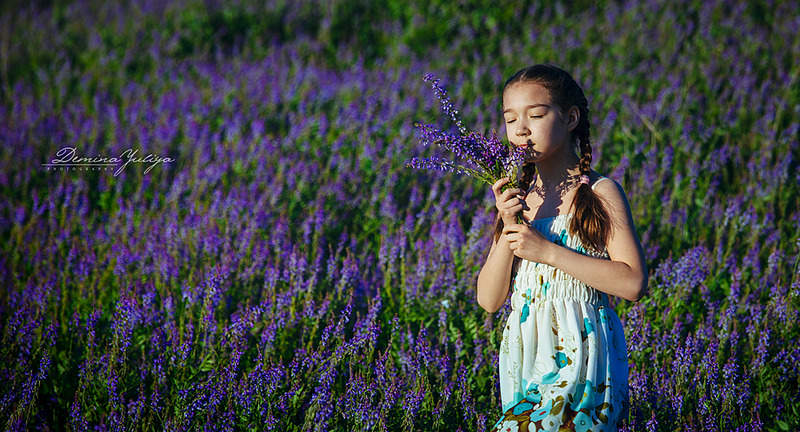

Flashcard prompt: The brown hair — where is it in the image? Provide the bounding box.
[493,64,611,277]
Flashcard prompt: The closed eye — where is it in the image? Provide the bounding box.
[507,116,542,123]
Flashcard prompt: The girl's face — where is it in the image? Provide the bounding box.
[502,81,578,163]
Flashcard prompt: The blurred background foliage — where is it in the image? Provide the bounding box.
[1,0,798,430]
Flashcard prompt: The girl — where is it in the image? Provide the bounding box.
[477,64,648,431]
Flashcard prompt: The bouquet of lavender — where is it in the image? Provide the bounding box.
[406,73,531,221]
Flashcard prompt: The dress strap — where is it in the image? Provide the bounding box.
[591,176,610,191]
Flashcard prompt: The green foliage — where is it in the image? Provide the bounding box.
[1,0,798,430]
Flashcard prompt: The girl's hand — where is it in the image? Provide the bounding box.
[492,177,528,226]
[502,223,552,263]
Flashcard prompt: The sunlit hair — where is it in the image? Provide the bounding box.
[492,64,612,278]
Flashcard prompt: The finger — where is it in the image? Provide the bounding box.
[491,177,510,193]
[504,223,525,233]
[506,236,517,249]
[500,188,523,201]
[501,201,523,213]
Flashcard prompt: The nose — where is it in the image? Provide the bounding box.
[515,124,530,137]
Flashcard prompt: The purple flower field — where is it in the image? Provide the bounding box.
[0,0,798,430]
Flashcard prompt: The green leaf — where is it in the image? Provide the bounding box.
[199,353,216,372]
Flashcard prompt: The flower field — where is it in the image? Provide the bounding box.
[1,0,798,430]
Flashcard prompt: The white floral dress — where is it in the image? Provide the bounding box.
[490,177,630,432]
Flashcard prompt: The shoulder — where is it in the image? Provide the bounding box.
[590,173,633,229]
[589,172,621,198]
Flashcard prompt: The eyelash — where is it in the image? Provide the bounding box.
[506,116,543,123]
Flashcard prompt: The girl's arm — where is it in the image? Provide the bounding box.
[476,231,516,313]
[542,179,648,302]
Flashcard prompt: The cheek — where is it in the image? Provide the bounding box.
[534,125,551,140]
[543,122,562,139]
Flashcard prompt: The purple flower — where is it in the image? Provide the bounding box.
[408,73,531,191]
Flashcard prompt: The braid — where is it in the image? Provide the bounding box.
[577,120,592,176]
[569,113,612,253]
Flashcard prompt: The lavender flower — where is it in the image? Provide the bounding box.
[407,73,532,194]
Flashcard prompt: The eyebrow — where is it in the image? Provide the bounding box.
[503,104,550,114]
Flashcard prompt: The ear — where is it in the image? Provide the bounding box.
[566,106,580,132]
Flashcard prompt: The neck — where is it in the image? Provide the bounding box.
[533,148,582,190]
